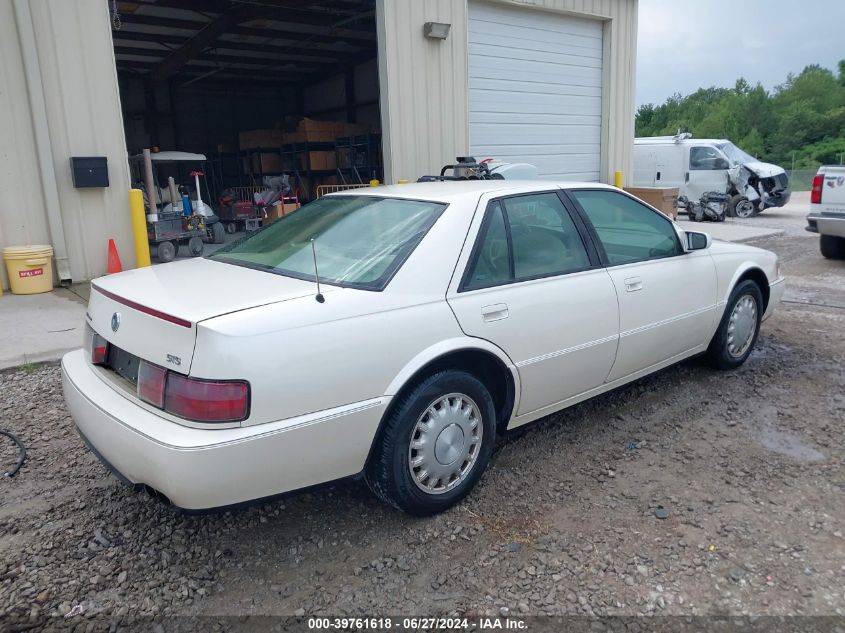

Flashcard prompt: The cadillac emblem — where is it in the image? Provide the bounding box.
[111,312,121,333]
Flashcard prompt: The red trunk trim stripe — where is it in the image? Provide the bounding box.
[93,286,192,328]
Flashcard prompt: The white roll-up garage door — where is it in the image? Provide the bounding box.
[468,1,604,181]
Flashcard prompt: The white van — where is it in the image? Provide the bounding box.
[633,134,791,218]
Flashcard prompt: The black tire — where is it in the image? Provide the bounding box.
[156,241,176,263]
[188,236,204,257]
[706,279,763,370]
[211,221,226,244]
[365,370,496,516]
[224,221,237,234]
[728,195,758,219]
[820,235,845,259]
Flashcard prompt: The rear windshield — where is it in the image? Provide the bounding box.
[210,195,447,291]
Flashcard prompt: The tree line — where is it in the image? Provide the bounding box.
[635,61,845,170]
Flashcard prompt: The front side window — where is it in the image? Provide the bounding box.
[463,193,591,290]
[570,190,681,266]
[689,146,726,170]
[210,195,446,290]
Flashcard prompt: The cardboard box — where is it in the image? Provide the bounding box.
[262,201,300,225]
[282,131,306,145]
[300,151,337,172]
[624,187,680,219]
[294,118,369,142]
[238,129,285,150]
[252,152,283,174]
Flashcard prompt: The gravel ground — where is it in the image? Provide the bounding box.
[1,222,844,631]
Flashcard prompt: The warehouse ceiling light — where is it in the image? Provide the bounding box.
[423,22,451,40]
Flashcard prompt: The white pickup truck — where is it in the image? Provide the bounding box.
[806,166,845,259]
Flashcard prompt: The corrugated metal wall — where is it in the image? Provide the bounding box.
[377,0,638,185]
[0,0,132,289]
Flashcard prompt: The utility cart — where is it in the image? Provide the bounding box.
[129,151,226,248]
[147,211,206,263]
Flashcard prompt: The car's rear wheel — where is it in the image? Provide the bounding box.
[365,370,496,516]
[707,279,763,370]
[820,235,845,259]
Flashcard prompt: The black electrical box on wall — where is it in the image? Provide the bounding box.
[70,156,109,188]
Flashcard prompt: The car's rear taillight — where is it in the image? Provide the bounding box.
[136,360,249,423]
[165,373,249,423]
[137,360,167,409]
[89,327,108,365]
[811,174,824,204]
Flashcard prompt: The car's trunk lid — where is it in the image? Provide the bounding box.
[88,257,320,372]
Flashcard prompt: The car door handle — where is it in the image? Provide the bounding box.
[624,277,643,292]
[685,171,690,183]
[481,303,509,322]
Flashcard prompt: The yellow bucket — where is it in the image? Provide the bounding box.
[3,245,54,295]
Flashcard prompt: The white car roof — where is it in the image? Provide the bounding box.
[329,180,616,203]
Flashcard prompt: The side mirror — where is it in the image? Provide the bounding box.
[685,231,712,251]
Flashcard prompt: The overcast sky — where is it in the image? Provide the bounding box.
[636,0,845,106]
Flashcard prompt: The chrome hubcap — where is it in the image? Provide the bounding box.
[408,393,483,495]
[736,200,755,218]
[727,295,757,357]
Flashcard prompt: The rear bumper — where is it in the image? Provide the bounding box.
[61,349,387,510]
[806,214,845,238]
[763,277,785,322]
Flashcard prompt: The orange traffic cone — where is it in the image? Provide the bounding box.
[107,239,123,274]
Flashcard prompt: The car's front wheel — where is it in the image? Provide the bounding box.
[707,279,763,370]
[729,195,758,219]
[366,370,496,516]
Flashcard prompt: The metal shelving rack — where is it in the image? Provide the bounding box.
[280,141,339,201]
[335,133,382,185]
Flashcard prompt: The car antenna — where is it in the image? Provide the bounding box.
[310,237,325,303]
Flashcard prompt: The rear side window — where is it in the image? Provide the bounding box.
[504,193,591,279]
[464,202,510,290]
[570,190,681,266]
[462,193,591,291]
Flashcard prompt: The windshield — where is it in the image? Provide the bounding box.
[716,142,757,165]
[210,195,447,290]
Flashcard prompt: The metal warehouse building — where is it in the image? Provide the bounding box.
[0,0,637,288]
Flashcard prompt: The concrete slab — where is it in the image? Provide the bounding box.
[675,220,783,243]
[0,285,87,370]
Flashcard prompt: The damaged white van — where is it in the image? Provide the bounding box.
[633,134,791,218]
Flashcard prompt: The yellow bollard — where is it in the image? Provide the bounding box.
[369,179,380,187]
[128,189,151,268]
[614,171,624,189]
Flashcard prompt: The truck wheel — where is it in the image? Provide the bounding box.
[156,241,176,263]
[211,221,226,244]
[729,195,757,219]
[225,222,237,234]
[820,235,845,259]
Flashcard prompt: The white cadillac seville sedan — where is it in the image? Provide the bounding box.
[62,181,784,515]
